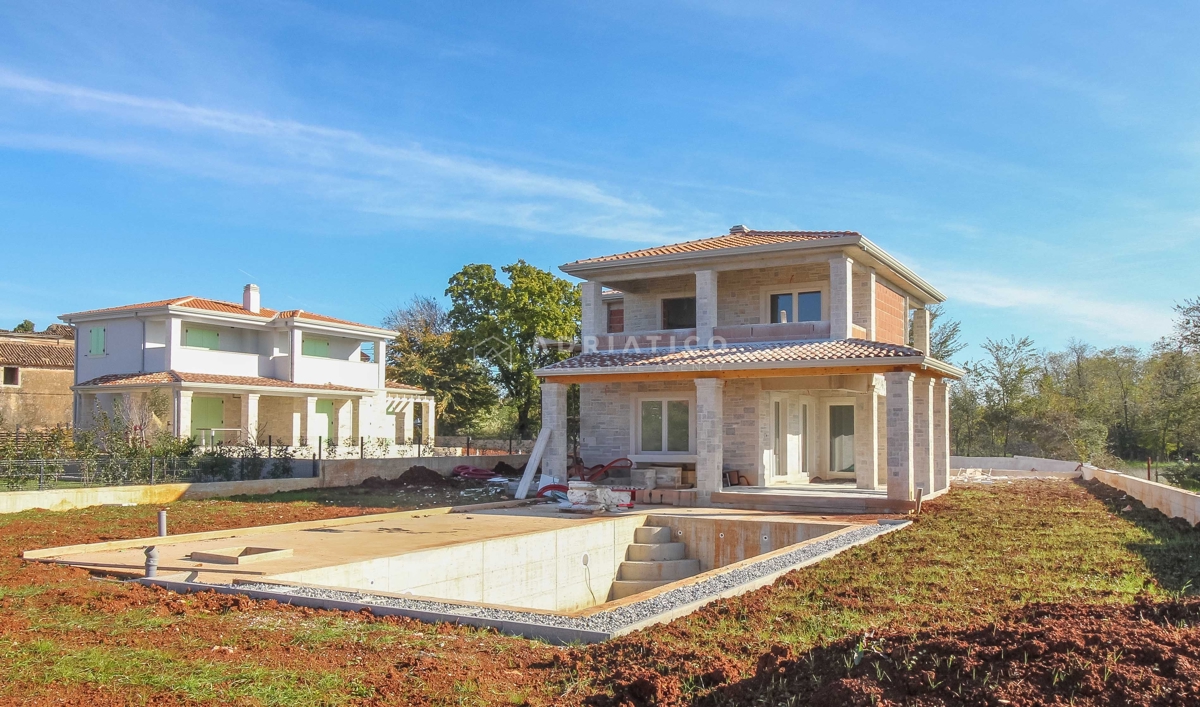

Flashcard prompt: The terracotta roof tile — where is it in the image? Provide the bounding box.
[567,230,859,267]
[76,371,371,393]
[0,341,75,369]
[539,338,922,373]
[386,380,427,393]
[64,298,380,330]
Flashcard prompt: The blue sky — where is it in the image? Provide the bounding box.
[1,1,1196,362]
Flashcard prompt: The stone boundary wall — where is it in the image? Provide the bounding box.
[319,455,529,488]
[0,454,530,515]
[0,477,322,514]
[1083,466,1200,526]
[951,455,1083,473]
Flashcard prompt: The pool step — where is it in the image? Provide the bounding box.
[634,525,674,544]
[626,542,686,561]
[609,526,700,601]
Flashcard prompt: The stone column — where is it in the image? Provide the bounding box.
[581,281,605,350]
[853,382,879,490]
[300,396,320,447]
[376,339,388,389]
[695,269,718,346]
[175,389,193,440]
[241,393,260,445]
[351,397,362,443]
[875,389,888,487]
[933,379,951,492]
[853,267,877,339]
[541,382,568,484]
[913,376,935,495]
[332,399,352,444]
[422,399,436,445]
[400,401,414,444]
[288,397,303,446]
[695,378,725,496]
[884,371,915,501]
[829,256,854,339]
[912,307,931,354]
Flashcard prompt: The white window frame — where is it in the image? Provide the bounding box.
[759,281,829,324]
[630,393,697,460]
[826,396,856,475]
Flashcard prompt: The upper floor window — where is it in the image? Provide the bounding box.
[661,297,696,329]
[2,367,18,386]
[302,335,331,358]
[183,326,220,350]
[88,327,106,356]
[769,291,822,324]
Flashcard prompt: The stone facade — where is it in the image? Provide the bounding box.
[716,263,829,326]
[0,367,73,431]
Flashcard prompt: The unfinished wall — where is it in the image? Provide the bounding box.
[643,515,849,572]
[716,263,829,326]
[0,368,74,430]
[874,281,907,346]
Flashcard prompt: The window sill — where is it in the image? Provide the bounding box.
[630,453,697,465]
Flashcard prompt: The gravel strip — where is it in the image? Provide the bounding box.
[230,522,899,635]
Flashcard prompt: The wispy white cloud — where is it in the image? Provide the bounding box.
[932,268,1173,344]
[0,67,700,242]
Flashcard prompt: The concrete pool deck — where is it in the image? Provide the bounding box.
[25,500,909,643]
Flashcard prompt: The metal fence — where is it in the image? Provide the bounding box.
[0,452,317,492]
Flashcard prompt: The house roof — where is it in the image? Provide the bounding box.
[537,338,941,375]
[386,380,428,394]
[0,340,75,369]
[565,230,859,267]
[75,371,372,393]
[61,297,384,332]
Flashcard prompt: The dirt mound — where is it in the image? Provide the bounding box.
[360,466,451,489]
[708,598,1200,706]
[491,460,521,476]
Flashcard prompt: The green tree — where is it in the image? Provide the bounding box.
[978,335,1038,455]
[927,303,966,362]
[384,295,497,435]
[12,319,34,333]
[446,260,580,439]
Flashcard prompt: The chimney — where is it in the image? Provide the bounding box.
[728,224,749,235]
[243,284,261,313]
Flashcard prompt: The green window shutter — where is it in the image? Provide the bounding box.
[184,327,220,350]
[89,327,105,355]
[315,399,335,441]
[302,336,330,357]
[190,397,224,439]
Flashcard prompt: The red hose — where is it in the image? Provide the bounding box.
[453,464,498,479]
[536,483,568,497]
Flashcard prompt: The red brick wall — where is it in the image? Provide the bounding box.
[875,283,907,346]
[607,304,624,333]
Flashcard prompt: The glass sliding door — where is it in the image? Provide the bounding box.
[829,404,855,473]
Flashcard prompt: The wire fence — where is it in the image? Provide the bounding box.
[0,452,317,492]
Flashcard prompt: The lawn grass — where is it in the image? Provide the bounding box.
[0,479,1197,705]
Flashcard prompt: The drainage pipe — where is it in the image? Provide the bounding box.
[144,546,158,578]
[157,509,167,537]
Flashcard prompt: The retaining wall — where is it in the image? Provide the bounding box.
[319,454,528,488]
[0,454,530,515]
[951,455,1083,473]
[1083,466,1200,526]
[0,477,322,514]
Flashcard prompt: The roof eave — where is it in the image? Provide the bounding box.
[560,235,863,277]
[856,237,946,303]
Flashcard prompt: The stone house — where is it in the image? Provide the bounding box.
[535,226,964,506]
[0,325,76,431]
[59,286,435,447]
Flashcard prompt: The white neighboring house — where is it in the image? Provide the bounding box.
[59,285,435,448]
